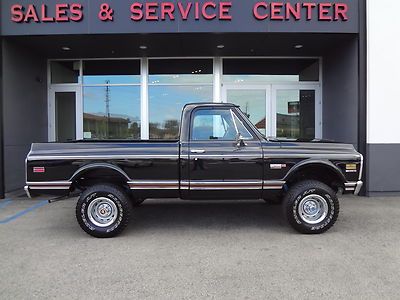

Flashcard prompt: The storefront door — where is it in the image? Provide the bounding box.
[49,86,82,142]
[222,85,271,136]
[222,84,321,139]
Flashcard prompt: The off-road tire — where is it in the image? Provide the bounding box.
[283,180,339,234]
[76,184,132,238]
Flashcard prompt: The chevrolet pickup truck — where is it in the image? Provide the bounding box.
[25,103,363,238]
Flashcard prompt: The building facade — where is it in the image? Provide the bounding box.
[0,0,397,196]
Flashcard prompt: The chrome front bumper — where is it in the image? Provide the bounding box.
[344,181,363,195]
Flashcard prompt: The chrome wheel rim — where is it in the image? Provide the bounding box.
[87,197,118,227]
[298,194,329,225]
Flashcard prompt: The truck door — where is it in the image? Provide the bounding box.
[187,107,263,199]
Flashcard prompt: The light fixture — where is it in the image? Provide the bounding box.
[139,45,147,50]
[61,46,71,51]
[294,44,303,49]
[217,44,225,49]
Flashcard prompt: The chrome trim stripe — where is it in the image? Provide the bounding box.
[27,181,72,186]
[189,155,262,158]
[189,186,261,190]
[188,181,263,186]
[26,181,72,190]
[128,180,179,190]
[29,186,71,190]
[28,155,179,161]
[181,180,285,190]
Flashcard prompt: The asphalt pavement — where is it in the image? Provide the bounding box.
[0,195,399,299]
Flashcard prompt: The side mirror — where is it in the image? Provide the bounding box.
[236,132,247,147]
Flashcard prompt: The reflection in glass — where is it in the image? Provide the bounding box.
[226,89,267,135]
[83,60,140,85]
[276,90,315,139]
[51,61,80,84]
[149,86,213,139]
[83,86,140,139]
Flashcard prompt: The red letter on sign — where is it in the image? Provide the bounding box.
[24,5,39,22]
[202,2,217,20]
[270,2,284,20]
[334,3,348,21]
[41,4,55,22]
[55,4,69,22]
[253,2,268,20]
[177,2,192,20]
[11,4,24,23]
[131,3,143,21]
[319,3,332,21]
[161,2,175,20]
[70,3,83,22]
[286,3,301,20]
[146,2,159,21]
[303,2,316,20]
[219,2,232,20]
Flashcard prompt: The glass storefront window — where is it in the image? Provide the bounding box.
[149,86,213,139]
[276,90,315,140]
[83,60,140,85]
[149,59,213,139]
[51,61,80,84]
[83,86,140,139]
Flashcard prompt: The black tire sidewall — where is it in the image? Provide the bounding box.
[286,182,338,234]
[76,185,130,237]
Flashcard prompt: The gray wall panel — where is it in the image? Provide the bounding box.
[367,144,400,194]
[322,38,358,148]
[2,40,47,192]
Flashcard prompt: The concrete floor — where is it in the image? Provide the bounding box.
[0,195,399,299]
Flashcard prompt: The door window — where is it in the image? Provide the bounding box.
[191,109,252,141]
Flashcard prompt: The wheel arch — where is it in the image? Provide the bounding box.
[69,163,131,190]
[284,159,346,192]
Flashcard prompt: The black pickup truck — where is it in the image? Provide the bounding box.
[25,103,363,237]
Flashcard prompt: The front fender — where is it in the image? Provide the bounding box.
[284,159,347,184]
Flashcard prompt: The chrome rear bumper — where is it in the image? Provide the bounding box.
[24,185,32,198]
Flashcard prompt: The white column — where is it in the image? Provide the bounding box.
[213,57,222,102]
[140,58,149,139]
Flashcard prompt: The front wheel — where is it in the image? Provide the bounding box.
[76,184,132,238]
[283,180,339,234]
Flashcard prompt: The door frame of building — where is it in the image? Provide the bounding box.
[48,85,83,142]
[221,84,322,139]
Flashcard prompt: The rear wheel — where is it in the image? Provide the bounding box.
[283,180,339,234]
[76,184,132,238]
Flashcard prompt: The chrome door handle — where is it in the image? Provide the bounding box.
[191,149,206,154]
